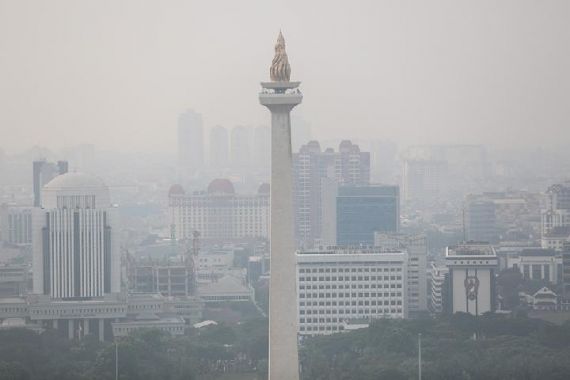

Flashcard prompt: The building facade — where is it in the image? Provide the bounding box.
[293,140,370,248]
[178,109,204,178]
[0,205,33,246]
[445,242,498,316]
[374,233,428,314]
[32,173,120,299]
[296,247,408,335]
[33,159,68,207]
[169,180,269,242]
[336,185,399,246]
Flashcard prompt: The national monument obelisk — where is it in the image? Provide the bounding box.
[259,32,302,380]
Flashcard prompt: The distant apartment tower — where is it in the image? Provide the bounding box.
[209,125,229,170]
[465,196,498,243]
[0,205,33,245]
[336,185,399,246]
[177,109,204,177]
[169,180,269,241]
[33,159,68,207]
[32,173,120,299]
[445,242,498,316]
[293,140,370,247]
[296,247,408,335]
[402,159,446,205]
[230,126,252,169]
[374,233,428,314]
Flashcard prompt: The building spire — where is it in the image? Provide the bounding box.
[270,31,291,82]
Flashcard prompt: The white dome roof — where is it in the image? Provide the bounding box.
[44,172,106,190]
[42,172,111,209]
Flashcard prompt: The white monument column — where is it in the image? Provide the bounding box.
[259,32,302,380]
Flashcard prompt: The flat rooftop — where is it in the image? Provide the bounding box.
[447,242,496,257]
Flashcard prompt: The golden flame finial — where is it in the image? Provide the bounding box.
[270,31,291,82]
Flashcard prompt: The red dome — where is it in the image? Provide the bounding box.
[258,183,270,194]
[168,184,185,196]
[207,179,235,195]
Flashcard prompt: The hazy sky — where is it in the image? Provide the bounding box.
[0,0,568,154]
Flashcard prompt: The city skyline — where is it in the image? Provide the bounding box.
[1,1,569,153]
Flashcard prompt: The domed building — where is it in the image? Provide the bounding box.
[33,172,120,300]
[169,179,269,241]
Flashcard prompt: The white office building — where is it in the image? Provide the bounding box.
[445,242,498,316]
[296,247,408,335]
[32,173,120,299]
[374,232,428,314]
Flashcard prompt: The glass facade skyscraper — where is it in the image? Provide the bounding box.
[336,185,399,246]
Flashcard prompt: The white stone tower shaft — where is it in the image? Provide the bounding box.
[260,81,302,378]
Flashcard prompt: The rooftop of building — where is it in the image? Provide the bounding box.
[446,242,496,257]
[298,246,406,255]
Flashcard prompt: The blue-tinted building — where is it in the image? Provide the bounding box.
[336,185,399,246]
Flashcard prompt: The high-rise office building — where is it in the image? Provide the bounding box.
[296,247,408,335]
[465,196,498,243]
[230,126,252,169]
[336,185,399,246]
[32,159,68,207]
[177,109,204,177]
[445,242,498,316]
[293,140,370,247]
[209,125,229,170]
[32,173,120,299]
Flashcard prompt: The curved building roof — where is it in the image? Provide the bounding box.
[168,184,186,196]
[42,172,110,209]
[207,179,235,195]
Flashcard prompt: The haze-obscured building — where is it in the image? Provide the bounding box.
[169,180,269,242]
[0,205,33,246]
[293,140,370,248]
[209,125,229,171]
[32,159,68,207]
[178,109,204,178]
